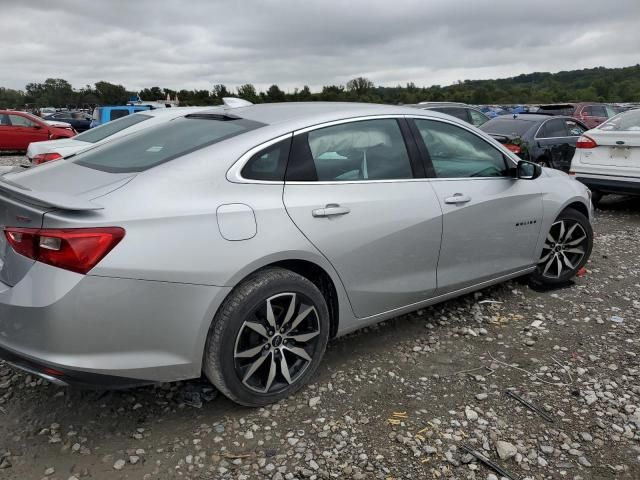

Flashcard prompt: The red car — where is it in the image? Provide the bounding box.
[0,110,76,152]
[537,103,617,129]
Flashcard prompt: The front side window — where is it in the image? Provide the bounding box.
[71,115,264,173]
[9,114,37,127]
[538,119,568,138]
[414,119,508,178]
[289,119,413,181]
[74,113,151,144]
[110,109,130,121]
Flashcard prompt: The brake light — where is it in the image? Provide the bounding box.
[576,135,597,149]
[4,227,125,274]
[504,144,521,154]
[32,152,63,165]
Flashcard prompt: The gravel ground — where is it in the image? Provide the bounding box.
[0,155,639,479]
[0,153,29,167]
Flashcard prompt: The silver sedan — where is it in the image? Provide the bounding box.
[0,101,593,405]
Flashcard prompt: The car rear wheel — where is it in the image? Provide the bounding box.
[203,268,329,406]
[530,208,592,286]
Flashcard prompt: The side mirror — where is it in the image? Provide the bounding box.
[516,160,542,180]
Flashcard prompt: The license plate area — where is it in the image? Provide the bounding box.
[609,146,630,160]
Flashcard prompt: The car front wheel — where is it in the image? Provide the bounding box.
[203,268,330,406]
[530,208,593,286]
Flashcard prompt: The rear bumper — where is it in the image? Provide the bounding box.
[0,262,230,385]
[575,174,640,196]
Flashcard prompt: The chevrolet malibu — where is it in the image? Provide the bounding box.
[0,101,593,406]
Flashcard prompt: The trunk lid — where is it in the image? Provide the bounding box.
[580,130,640,168]
[0,161,134,286]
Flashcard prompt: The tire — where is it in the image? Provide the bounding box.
[203,268,330,406]
[530,208,593,286]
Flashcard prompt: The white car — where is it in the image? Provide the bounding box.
[570,108,640,203]
[27,107,213,165]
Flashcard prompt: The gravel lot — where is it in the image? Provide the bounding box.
[1,154,639,479]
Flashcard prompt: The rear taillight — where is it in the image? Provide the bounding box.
[576,135,598,149]
[504,144,521,154]
[4,227,125,274]
[568,171,576,176]
[33,152,63,165]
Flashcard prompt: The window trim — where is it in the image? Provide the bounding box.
[534,117,587,140]
[289,116,420,183]
[227,133,293,184]
[407,115,517,180]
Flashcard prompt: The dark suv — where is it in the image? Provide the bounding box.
[409,102,489,127]
[536,103,617,129]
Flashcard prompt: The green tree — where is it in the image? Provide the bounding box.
[346,77,374,95]
[237,84,259,103]
[265,84,285,102]
[94,81,129,104]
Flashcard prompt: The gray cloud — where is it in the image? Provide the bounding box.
[1,0,639,92]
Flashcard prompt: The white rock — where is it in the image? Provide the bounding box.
[465,407,478,421]
[309,396,321,408]
[496,440,517,460]
[113,459,126,470]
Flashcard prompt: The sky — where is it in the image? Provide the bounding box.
[1,0,639,93]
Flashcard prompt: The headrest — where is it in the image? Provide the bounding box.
[309,126,392,158]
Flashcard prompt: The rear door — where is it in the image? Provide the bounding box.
[411,117,543,294]
[7,114,49,150]
[283,117,443,318]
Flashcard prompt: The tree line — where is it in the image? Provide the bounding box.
[1,64,639,110]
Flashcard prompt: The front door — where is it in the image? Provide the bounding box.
[411,118,543,294]
[283,118,443,318]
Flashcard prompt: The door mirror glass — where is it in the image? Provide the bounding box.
[517,160,541,180]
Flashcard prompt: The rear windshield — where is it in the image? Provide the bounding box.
[480,118,536,136]
[71,115,264,173]
[598,109,640,131]
[537,105,575,116]
[74,114,151,143]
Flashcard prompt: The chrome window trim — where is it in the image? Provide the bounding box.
[226,133,293,184]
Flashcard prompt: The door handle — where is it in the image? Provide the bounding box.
[312,204,351,218]
[444,194,471,204]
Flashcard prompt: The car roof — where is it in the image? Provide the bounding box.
[491,113,576,122]
[193,102,451,129]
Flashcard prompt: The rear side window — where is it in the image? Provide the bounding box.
[564,120,586,136]
[71,115,264,173]
[583,105,606,117]
[599,109,640,131]
[75,114,151,144]
[110,109,130,121]
[432,107,469,123]
[539,119,568,138]
[287,119,413,181]
[241,138,292,181]
[469,109,488,126]
[414,119,508,178]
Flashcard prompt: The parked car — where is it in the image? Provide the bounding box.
[480,114,588,171]
[536,103,617,129]
[0,101,593,406]
[410,102,490,127]
[570,108,640,203]
[90,105,153,128]
[44,111,92,132]
[27,107,214,165]
[0,110,75,151]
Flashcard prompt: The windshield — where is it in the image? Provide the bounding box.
[71,115,264,173]
[598,109,640,131]
[74,114,152,143]
[480,118,536,136]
